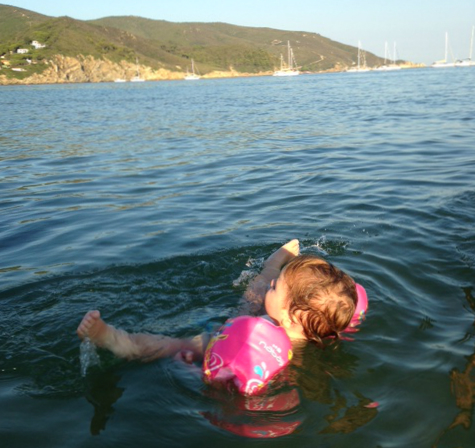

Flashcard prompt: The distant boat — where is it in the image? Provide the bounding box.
[455,26,475,67]
[273,41,300,77]
[114,78,126,83]
[347,41,371,73]
[431,32,456,68]
[131,58,145,82]
[185,59,201,80]
[374,42,401,71]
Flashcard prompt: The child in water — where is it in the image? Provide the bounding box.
[77,239,358,362]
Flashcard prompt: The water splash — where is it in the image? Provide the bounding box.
[79,337,101,377]
[301,236,329,256]
[232,257,264,287]
[232,269,255,287]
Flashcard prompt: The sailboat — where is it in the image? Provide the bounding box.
[374,42,401,71]
[273,41,300,77]
[431,32,456,68]
[131,58,145,82]
[347,41,371,72]
[455,26,475,67]
[185,59,201,80]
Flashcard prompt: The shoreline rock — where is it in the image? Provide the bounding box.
[0,55,186,85]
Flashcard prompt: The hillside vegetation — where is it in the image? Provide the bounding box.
[90,16,380,71]
[0,4,388,83]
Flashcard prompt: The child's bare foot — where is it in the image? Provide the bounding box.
[77,310,111,347]
[265,239,300,271]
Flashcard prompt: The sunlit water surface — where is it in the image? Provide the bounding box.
[1,68,475,448]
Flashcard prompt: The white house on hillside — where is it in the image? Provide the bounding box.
[31,41,46,49]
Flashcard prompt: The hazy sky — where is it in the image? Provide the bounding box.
[4,0,475,65]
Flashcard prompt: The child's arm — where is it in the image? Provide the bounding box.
[77,310,208,362]
[243,239,300,313]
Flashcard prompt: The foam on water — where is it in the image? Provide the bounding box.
[79,337,101,377]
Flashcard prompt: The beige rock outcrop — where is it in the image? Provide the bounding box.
[0,55,277,85]
[0,55,184,85]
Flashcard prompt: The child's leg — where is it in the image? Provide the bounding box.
[77,310,208,362]
[243,239,300,313]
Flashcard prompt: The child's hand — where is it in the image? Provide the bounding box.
[264,239,300,272]
[242,239,301,315]
[174,349,197,364]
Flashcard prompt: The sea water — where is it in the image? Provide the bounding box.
[1,68,474,447]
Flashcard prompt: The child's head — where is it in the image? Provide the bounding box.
[267,255,357,346]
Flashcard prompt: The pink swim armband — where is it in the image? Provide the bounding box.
[343,283,368,333]
[202,316,293,396]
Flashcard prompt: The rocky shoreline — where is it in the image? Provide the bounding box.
[0,54,273,85]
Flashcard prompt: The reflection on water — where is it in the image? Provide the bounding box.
[435,286,475,447]
[202,387,302,438]
[321,390,378,434]
[84,371,124,436]
[449,354,475,431]
[291,341,379,435]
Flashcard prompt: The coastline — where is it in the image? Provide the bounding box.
[0,54,425,86]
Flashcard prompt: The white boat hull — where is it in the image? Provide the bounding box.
[431,62,456,68]
[273,70,300,77]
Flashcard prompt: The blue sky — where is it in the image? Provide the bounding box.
[3,0,475,65]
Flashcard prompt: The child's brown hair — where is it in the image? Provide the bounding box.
[283,255,357,346]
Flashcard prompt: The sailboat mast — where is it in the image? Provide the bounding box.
[287,41,292,69]
[357,41,361,69]
[470,25,474,60]
[444,32,448,61]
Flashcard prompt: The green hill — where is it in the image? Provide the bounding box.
[0,4,387,82]
[0,4,48,39]
[0,5,183,68]
[89,16,385,71]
